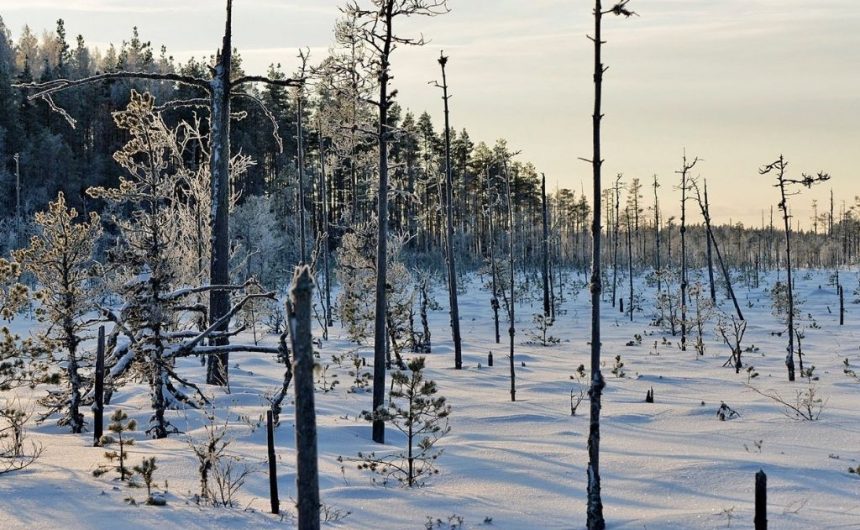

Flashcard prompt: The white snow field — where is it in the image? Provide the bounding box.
[2,269,860,529]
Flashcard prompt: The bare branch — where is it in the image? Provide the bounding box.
[232,75,303,88]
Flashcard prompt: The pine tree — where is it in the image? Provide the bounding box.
[94,409,136,481]
[133,456,160,504]
[357,356,451,487]
[14,192,101,433]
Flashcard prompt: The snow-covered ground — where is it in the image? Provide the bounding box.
[2,268,859,529]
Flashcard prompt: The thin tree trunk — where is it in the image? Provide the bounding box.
[297,87,307,264]
[704,180,716,303]
[777,166,796,382]
[677,154,697,353]
[626,207,633,322]
[611,175,621,307]
[693,181,744,321]
[587,2,606,527]
[542,173,551,316]
[487,169,501,344]
[653,175,661,293]
[438,52,463,370]
[505,160,516,402]
[318,125,333,328]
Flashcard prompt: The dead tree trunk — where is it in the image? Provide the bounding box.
[778,170,796,382]
[583,5,636,527]
[653,175,661,292]
[611,174,622,307]
[760,155,830,382]
[505,160,516,403]
[348,0,450,444]
[676,153,698,353]
[437,52,463,370]
[704,180,716,303]
[318,123,333,329]
[626,206,634,322]
[206,2,235,386]
[296,63,308,265]
[93,326,105,446]
[692,180,744,321]
[487,170,501,344]
[370,5,395,445]
[542,174,551,317]
[288,267,320,530]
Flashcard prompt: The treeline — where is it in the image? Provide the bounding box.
[1,16,858,280]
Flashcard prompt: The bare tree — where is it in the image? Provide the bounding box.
[676,153,698,353]
[611,174,622,308]
[542,173,551,317]
[759,155,830,381]
[504,158,517,403]
[287,266,320,530]
[652,175,661,292]
[343,0,449,444]
[580,2,637,528]
[434,51,463,369]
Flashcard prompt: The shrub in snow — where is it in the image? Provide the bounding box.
[716,402,739,421]
[188,415,254,507]
[610,355,626,378]
[0,399,43,475]
[716,311,747,374]
[688,282,713,357]
[132,456,167,505]
[527,313,560,346]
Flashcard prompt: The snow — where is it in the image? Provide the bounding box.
[2,268,860,529]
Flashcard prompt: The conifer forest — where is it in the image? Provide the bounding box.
[0,1,858,529]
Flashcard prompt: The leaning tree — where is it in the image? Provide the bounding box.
[14,0,302,387]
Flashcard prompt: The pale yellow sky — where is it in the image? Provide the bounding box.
[3,0,858,227]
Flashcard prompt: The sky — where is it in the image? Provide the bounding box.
[2,0,858,227]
